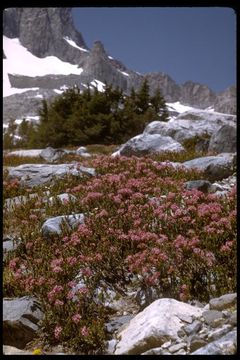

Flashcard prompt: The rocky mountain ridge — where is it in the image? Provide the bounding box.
[3,7,236,123]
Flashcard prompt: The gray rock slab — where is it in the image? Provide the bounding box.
[207,324,232,342]
[183,320,202,336]
[114,298,203,355]
[184,179,212,193]
[3,296,43,349]
[202,310,224,326]
[6,163,95,187]
[42,213,85,237]
[105,315,134,334]
[114,133,184,157]
[208,124,236,153]
[190,328,236,355]
[209,293,236,311]
[183,153,236,181]
[39,147,65,162]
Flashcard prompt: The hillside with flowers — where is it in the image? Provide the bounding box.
[3,143,236,354]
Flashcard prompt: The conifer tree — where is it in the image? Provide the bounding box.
[136,79,150,114]
[150,87,169,122]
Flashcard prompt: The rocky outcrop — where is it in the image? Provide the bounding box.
[3,8,88,64]
[179,81,216,109]
[3,89,56,123]
[113,293,237,355]
[112,133,184,157]
[42,213,85,237]
[143,110,236,149]
[182,153,236,181]
[39,147,66,162]
[208,124,236,154]
[114,298,204,355]
[6,163,96,187]
[214,86,236,115]
[3,296,43,349]
[183,180,213,193]
[144,72,181,100]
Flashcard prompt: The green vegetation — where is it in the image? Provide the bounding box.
[3,80,169,150]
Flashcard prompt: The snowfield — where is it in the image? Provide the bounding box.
[3,36,84,97]
[63,36,89,52]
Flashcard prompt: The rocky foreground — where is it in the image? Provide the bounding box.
[3,292,237,355]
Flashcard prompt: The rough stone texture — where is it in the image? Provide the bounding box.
[76,146,91,158]
[209,293,237,311]
[114,133,184,157]
[145,72,181,102]
[184,180,213,193]
[39,147,65,162]
[48,193,77,205]
[6,149,43,157]
[168,342,186,353]
[143,111,236,146]
[202,310,224,326]
[208,124,236,153]
[3,345,33,355]
[180,81,216,109]
[105,315,134,334]
[3,296,43,349]
[183,320,202,336]
[182,153,236,181]
[190,329,237,355]
[42,213,85,237]
[3,8,88,64]
[6,163,95,187]
[207,324,232,342]
[114,298,203,355]
[214,85,236,115]
[3,89,56,123]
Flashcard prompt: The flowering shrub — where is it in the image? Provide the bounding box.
[3,154,236,354]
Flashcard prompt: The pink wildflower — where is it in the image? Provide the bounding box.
[26,242,33,250]
[66,256,77,266]
[54,325,63,340]
[29,214,38,221]
[52,266,63,273]
[54,299,64,306]
[81,326,89,337]
[81,267,93,277]
[72,313,82,324]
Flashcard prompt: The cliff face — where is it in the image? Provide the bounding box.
[3,7,236,121]
[3,8,88,64]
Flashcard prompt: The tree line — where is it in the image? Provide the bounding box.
[3,80,169,149]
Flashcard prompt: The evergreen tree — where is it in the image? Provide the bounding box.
[135,79,150,114]
[3,119,17,149]
[150,87,169,122]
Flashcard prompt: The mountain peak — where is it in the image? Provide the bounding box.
[3,7,87,64]
[91,40,108,59]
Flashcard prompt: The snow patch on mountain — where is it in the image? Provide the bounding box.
[90,79,105,92]
[3,36,84,97]
[166,101,194,114]
[118,70,129,77]
[63,36,89,52]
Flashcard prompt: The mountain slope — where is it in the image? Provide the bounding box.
[3,7,236,123]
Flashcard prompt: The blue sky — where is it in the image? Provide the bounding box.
[72,7,236,93]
